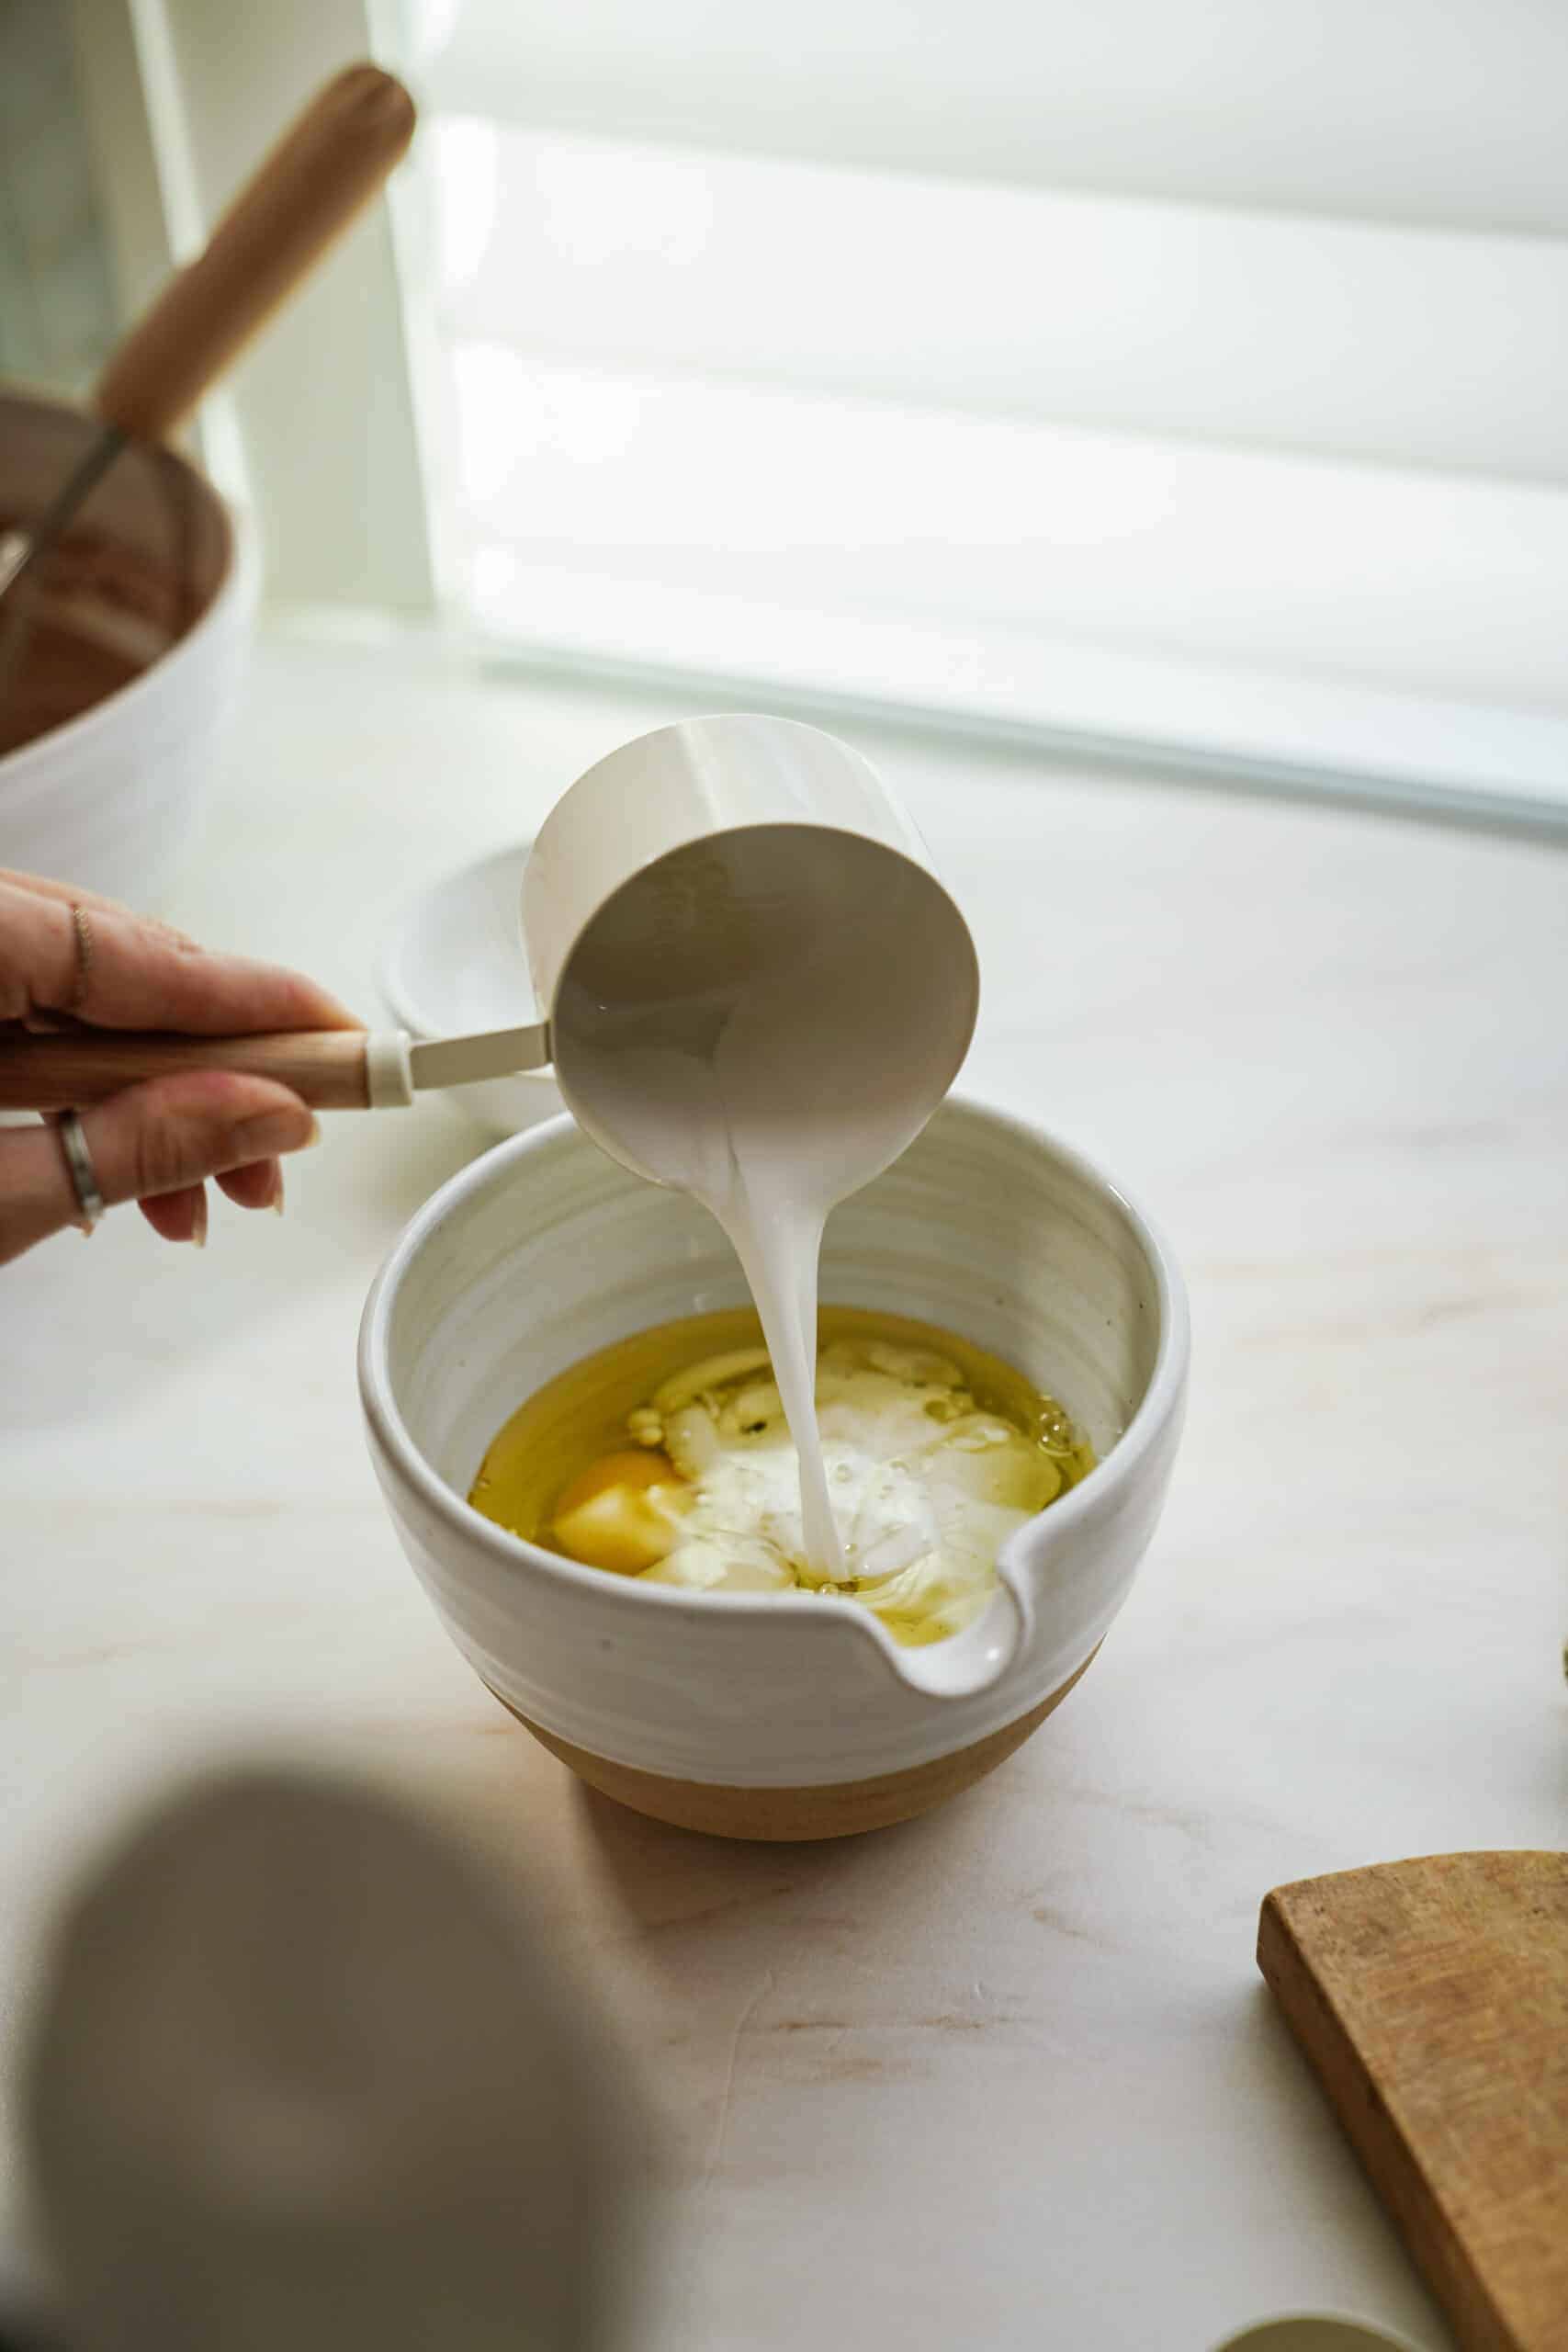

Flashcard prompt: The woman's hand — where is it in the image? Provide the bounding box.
[1,871,358,1267]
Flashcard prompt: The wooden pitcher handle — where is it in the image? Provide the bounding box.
[93,65,416,445]
[0,1029,378,1114]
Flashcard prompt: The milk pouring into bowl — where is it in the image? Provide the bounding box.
[516,713,981,1582]
[360,722,1187,1836]
[0,704,1121,1695]
[0,696,979,1584]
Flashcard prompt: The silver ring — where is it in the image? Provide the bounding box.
[58,1109,107,1234]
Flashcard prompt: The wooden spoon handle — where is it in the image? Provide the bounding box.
[93,64,416,444]
[0,1027,389,1114]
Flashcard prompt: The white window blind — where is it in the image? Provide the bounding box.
[393,1,1568,813]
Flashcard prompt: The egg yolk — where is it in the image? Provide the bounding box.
[550,1448,690,1575]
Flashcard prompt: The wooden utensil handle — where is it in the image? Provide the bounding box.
[0,1029,376,1114]
[93,64,416,444]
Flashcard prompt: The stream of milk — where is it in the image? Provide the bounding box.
[697,1169,843,1576]
[572,961,863,1581]
[556,827,961,1583]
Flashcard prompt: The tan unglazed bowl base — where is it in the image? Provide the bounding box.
[485,1650,1097,1842]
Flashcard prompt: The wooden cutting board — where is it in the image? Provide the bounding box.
[1258,1852,1568,2352]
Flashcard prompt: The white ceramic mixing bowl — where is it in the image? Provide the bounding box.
[0,390,255,908]
[359,1096,1189,1839]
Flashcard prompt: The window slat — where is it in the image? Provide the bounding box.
[419,0,1568,235]
[432,122,1568,485]
[444,351,1568,716]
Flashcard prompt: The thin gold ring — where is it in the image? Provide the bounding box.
[66,901,95,1012]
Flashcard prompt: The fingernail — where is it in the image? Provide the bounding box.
[189,1190,208,1250]
[272,1168,286,1217]
[235,1108,321,1158]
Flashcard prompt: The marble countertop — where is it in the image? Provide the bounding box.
[3,631,1564,2350]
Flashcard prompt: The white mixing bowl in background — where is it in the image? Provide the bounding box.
[0,389,255,910]
[360,1095,1189,1840]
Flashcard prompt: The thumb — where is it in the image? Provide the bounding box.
[0,1072,321,1266]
